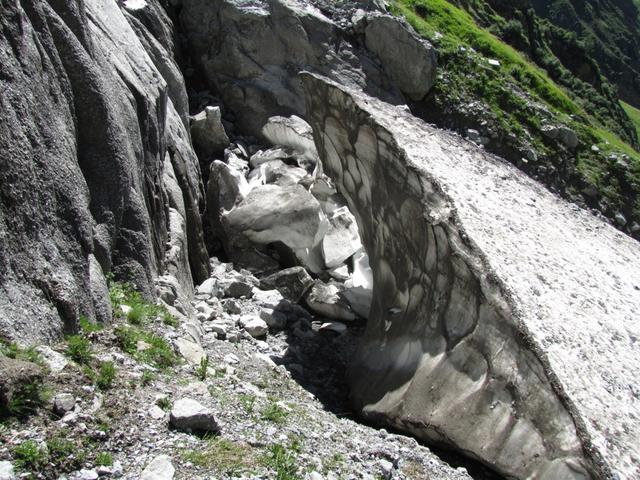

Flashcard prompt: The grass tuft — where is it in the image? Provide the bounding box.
[65,335,93,364]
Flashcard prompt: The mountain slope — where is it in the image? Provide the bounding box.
[528,0,640,108]
[392,0,640,237]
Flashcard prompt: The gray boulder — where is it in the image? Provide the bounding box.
[174,337,206,365]
[261,115,319,165]
[190,106,230,157]
[302,72,640,480]
[239,315,269,338]
[169,398,220,434]
[53,393,76,416]
[222,184,328,271]
[305,281,357,321]
[364,14,437,100]
[206,160,250,245]
[259,267,314,303]
[541,125,579,150]
[0,357,43,411]
[140,455,175,480]
[247,160,309,188]
[322,206,362,268]
[0,461,15,480]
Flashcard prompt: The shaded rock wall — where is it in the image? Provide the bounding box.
[0,0,208,342]
[302,72,640,479]
[179,0,435,137]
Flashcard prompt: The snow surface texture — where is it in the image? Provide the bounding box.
[302,72,640,480]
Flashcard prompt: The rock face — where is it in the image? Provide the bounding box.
[180,0,436,137]
[0,0,208,341]
[302,72,640,480]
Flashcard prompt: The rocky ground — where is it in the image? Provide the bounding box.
[0,259,477,480]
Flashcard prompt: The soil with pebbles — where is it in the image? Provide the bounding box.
[0,261,491,480]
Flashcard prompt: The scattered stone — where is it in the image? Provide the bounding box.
[252,288,286,309]
[222,280,254,299]
[148,405,166,420]
[541,124,579,150]
[35,345,68,373]
[169,398,220,434]
[239,315,269,338]
[175,337,205,365]
[119,304,132,316]
[111,461,123,478]
[260,267,314,303]
[224,353,240,365]
[249,146,297,168]
[305,281,357,321]
[319,322,347,334]
[53,392,75,416]
[196,278,217,296]
[226,333,240,343]
[190,106,230,157]
[140,454,175,480]
[378,459,394,479]
[223,299,242,314]
[0,461,15,480]
[209,322,228,337]
[259,308,287,330]
[261,115,318,164]
[73,469,98,480]
[487,58,501,67]
[615,212,627,226]
[322,206,362,268]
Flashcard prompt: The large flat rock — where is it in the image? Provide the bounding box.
[302,72,640,480]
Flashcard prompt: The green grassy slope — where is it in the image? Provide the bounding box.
[622,101,640,141]
[392,0,640,229]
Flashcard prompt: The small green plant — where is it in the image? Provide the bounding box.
[196,355,209,381]
[162,311,178,327]
[46,434,86,473]
[239,394,256,414]
[0,341,44,366]
[13,440,47,472]
[261,402,288,424]
[141,369,156,386]
[322,452,345,474]
[79,315,102,333]
[182,437,256,474]
[96,362,117,390]
[157,397,172,411]
[5,380,50,419]
[95,452,113,467]
[261,443,300,480]
[114,326,177,369]
[127,304,146,325]
[65,335,93,364]
[108,277,173,325]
